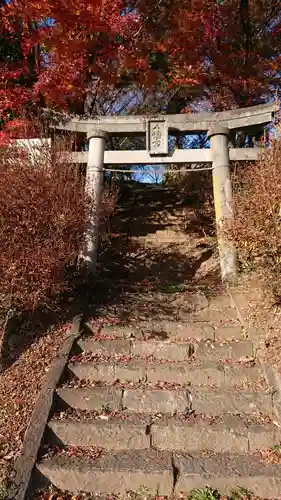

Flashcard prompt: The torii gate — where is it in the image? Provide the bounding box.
[54,102,277,282]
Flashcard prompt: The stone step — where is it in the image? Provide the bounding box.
[193,340,254,362]
[174,452,281,497]
[99,325,141,340]
[69,360,146,384]
[190,389,273,416]
[36,450,281,497]
[56,386,272,415]
[68,359,264,388]
[181,306,239,325]
[56,387,123,412]
[77,338,193,361]
[76,338,253,362]
[152,417,279,453]
[100,322,213,341]
[123,388,189,414]
[147,362,262,388]
[36,450,173,495]
[77,338,131,356]
[130,340,194,361]
[97,322,245,342]
[123,388,273,415]
[47,416,150,450]
[47,415,280,453]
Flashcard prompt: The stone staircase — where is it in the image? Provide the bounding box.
[30,185,281,498]
[34,294,281,498]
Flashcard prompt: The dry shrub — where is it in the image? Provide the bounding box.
[99,181,119,236]
[0,140,91,313]
[230,130,281,295]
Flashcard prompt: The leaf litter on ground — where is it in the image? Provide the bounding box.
[0,318,97,485]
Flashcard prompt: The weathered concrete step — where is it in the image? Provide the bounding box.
[47,416,150,450]
[69,359,263,388]
[191,389,273,416]
[174,452,281,497]
[56,386,272,415]
[123,388,273,415]
[76,338,253,362]
[101,323,214,341]
[68,360,146,384]
[47,415,280,453]
[36,450,173,495]
[193,340,254,361]
[89,322,246,342]
[36,451,281,497]
[131,340,194,361]
[181,306,239,325]
[57,387,189,414]
[77,338,131,356]
[148,362,262,388]
[77,338,193,361]
[152,417,280,453]
[123,388,189,413]
[56,387,123,412]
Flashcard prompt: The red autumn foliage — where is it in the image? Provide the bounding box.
[0,142,91,312]
[1,0,281,140]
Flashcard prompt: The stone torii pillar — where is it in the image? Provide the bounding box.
[208,125,237,282]
[79,130,107,273]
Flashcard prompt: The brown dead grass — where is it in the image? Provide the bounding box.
[0,322,70,483]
